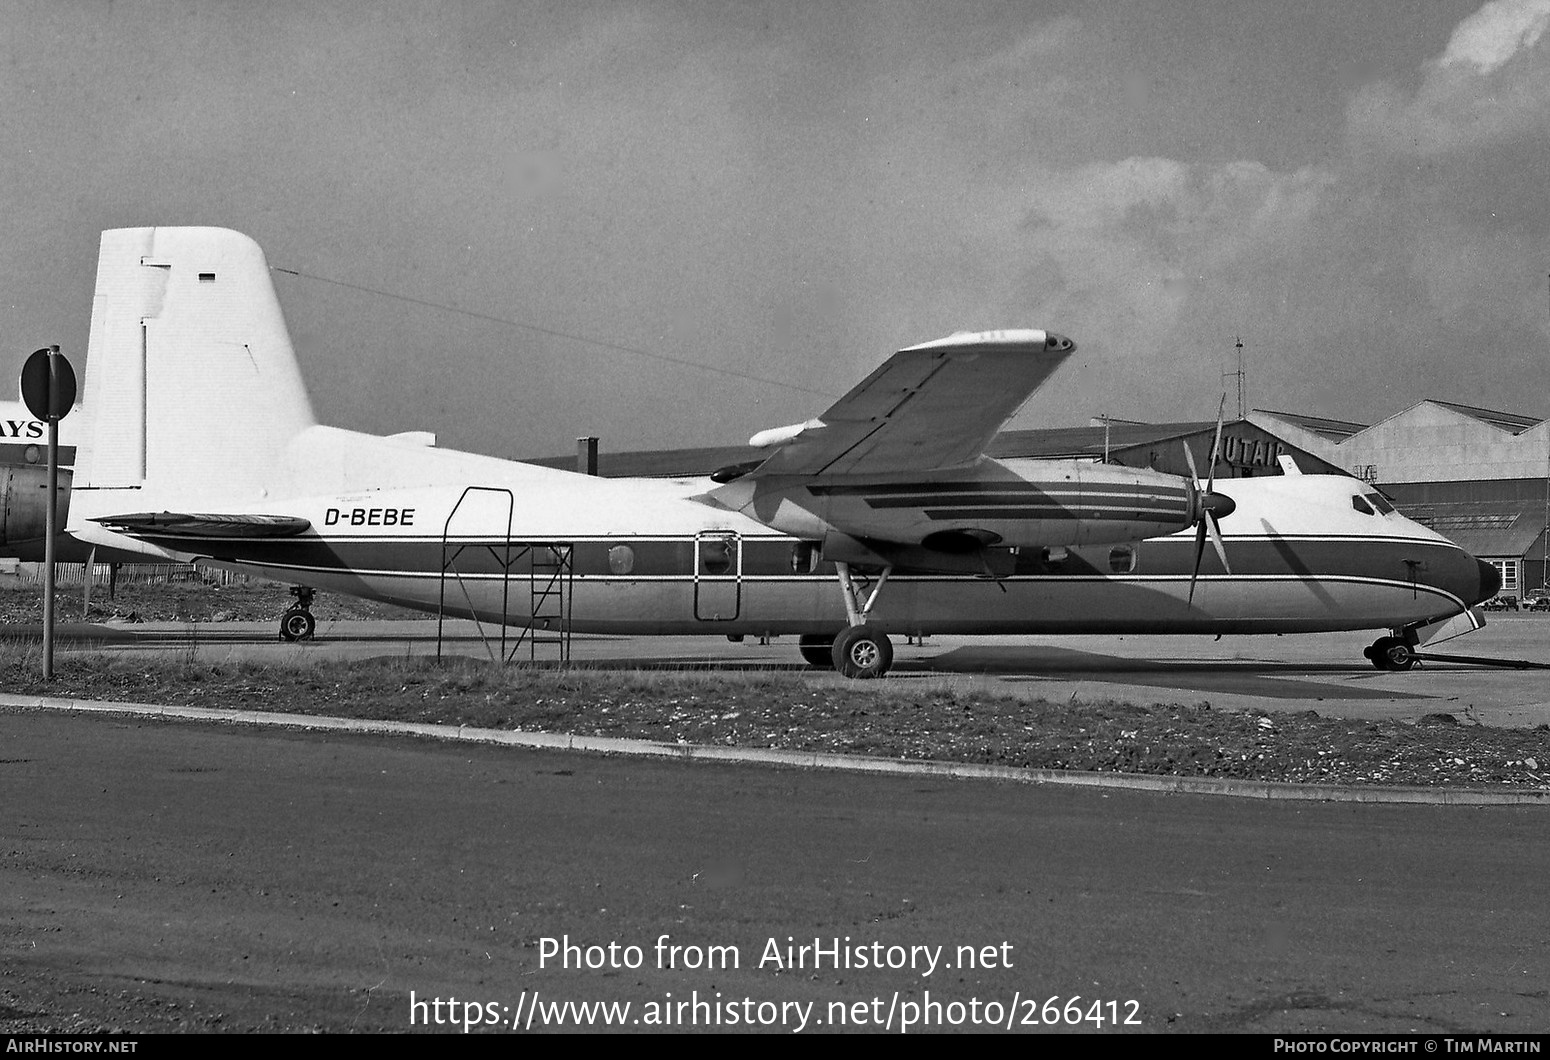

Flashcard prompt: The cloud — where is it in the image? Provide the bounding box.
[7,0,1546,450]
[1016,157,1333,340]
[1347,0,1550,155]
[1440,0,1550,72]
[1322,1,1550,397]
[984,157,1340,420]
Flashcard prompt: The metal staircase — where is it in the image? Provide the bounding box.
[436,486,572,665]
[522,543,573,664]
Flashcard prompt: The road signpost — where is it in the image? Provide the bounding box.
[19,345,77,679]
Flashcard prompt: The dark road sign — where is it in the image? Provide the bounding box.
[19,346,76,422]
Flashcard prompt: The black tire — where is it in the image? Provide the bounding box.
[1384,640,1416,671]
[1367,636,1414,672]
[280,607,316,642]
[832,625,893,679]
[798,634,833,668]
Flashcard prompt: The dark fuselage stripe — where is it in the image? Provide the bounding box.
[117,532,1474,590]
[0,443,75,463]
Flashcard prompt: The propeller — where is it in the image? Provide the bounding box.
[1182,396,1237,604]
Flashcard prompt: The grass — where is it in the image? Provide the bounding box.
[3,648,1548,789]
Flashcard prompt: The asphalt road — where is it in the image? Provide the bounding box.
[2,708,1547,1034]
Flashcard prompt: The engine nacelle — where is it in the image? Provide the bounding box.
[711,459,1202,554]
[0,464,71,547]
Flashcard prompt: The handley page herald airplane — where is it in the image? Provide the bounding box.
[0,399,87,562]
[58,227,1497,677]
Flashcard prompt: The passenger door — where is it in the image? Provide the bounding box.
[693,531,741,621]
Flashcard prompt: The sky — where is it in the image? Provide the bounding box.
[2,0,1547,458]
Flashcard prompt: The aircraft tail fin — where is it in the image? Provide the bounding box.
[71,227,317,516]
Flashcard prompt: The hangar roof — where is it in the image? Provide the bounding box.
[1426,401,1544,435]
[1393,502,1548,559]
[1252,409,1368,441]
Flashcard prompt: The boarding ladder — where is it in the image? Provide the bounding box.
[436,486,573,665]
[523,543,573,664]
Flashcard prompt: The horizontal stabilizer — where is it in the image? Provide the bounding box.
[93,512,312,538]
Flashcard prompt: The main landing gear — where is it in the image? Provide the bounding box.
[1364,634,1416,671]
[801,561,897,679]
[833,623,893,679]
[279,585,316,642]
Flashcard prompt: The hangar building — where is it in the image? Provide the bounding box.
[1253,402,1549,600]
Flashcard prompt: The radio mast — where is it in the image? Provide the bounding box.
[1222,337,1246,420]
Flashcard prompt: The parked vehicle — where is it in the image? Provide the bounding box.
[1523,590,1550,612]
[1482,594,1520,612]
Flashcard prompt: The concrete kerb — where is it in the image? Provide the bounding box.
[2,692,1546,806]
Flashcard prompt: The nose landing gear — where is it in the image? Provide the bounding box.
[1364,634,1416,671]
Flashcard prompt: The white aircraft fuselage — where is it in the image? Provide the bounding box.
[74,425,1494,637]
[0,400,85,562]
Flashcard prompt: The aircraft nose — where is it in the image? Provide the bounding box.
[1472,558,1501,606]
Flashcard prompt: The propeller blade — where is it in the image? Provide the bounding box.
[1207,393,1226,492]
[1186,402,1233,605]
[1181,439,1200,484]
[1188,513,1232,605]
[1207,512,1230,573]
[1188,519,1208,604]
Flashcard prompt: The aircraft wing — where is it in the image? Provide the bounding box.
[748,330,1075,477]
[92,512,312,538]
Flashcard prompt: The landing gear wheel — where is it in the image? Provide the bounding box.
[279,607,316,642]
[1365,636,1415,671]
[832,625,893,679]
[798,634,834,668]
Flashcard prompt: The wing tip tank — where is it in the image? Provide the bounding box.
[901,329,1074,354]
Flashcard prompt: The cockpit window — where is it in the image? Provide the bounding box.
[1364,492,1395,515]
[1351,495,1375,516]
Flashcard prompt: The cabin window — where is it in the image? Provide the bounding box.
[1351,495,1375,516]
[607,545,635,575]
[1365,492,1395,515]
[1108,545,1136,574]
[701,537,734,575]
[790,541,819,574]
